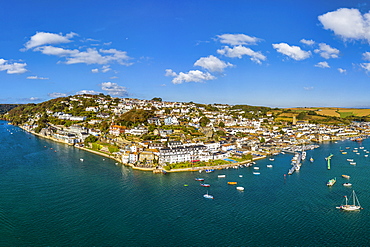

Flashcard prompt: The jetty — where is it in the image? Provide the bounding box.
[288,152,303,175]
[325,154,333,170]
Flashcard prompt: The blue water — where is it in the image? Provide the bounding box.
[1,120,370,246]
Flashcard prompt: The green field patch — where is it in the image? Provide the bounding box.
[338,112,354,118]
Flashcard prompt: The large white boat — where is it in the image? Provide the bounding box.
[337,190,362,211]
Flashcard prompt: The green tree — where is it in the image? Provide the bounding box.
[199,116,210,127]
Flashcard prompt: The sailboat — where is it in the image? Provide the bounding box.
[337,190,363,211]
[203,191,214,199]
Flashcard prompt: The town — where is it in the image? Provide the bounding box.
[3,94,370,172]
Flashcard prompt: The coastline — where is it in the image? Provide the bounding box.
[17,125,267,173]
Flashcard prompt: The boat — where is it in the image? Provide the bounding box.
[228,182,237,185]
[236,186,244,191]
[269,158,274,161]
[342,175,350,179]
[310,157,314,162]
[350,162,356,165]
[341,152,347,154]
[239,175,243,178]
[80,158,84,162]
[253,167,260,170]
[343,183,352,187]
[194,178,204,181]
[253,172,260,175]
[200,183,210,187]
[217,175,226,178]
[327,177,336,186]
[203,192,214,199]
[336,190,363,211]
[267,164,273,168]
[347,159,354,162]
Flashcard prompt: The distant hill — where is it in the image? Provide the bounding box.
[0,104,21,114]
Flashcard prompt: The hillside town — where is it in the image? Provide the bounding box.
[5,94,370,171]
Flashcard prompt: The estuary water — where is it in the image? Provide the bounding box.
[1,119,370,246]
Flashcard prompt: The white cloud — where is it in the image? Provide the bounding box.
[100,82,128,96]
[314,43,340,59]
[101,65,111,73]
[23,31,77,50]
[304,87,314,91]
[338,68,347,74]
[165,69,216,84]
[33,46,132,65]
[272,43,311,60]
[315,61,330,68]
[217,45,266,64]
[76,90,100,95]
[362,52,370,60]
[48,92,67,98]
[91,65,111,73]
[300,39,315,45]
[34,46,78,56]
[0,58,27,74]
[217,34,261,46]
[194,55,233,72]
[318,8,370,42]
[360,63,370,72]
[26,75,49,80]
[29,97,40,101]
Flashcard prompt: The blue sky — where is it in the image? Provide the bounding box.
[1,0,370,107]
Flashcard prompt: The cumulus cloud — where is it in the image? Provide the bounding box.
[23,31,77,50]
[91,68,99,73]
[26,75,49,80]
[33,46,131,65]
[165,69,216,84]
[360,63,370,72]
[194,55,233,72]
[217,45,266,64]
[48,92,67,98]
[338,68,347,74]
[76,90,100,95]
[300,39,315,45]
[362,52,370,60]
[315,61,330,68]
[0,58,27,74]
[304,87,314,91]
[318,8,370,42]
[217,34,261,46]
[272,43,311,60]
[100,82,128,96]
[314,43,340,59]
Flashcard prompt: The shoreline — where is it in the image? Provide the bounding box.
[18,125,267,173]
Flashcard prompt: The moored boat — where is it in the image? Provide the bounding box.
[195,178,204,181]
[327,177,336,186]
[218,175,226,178]
[253,172,260,175]
[200,183,210,187]
[342,175,350,179]
[227,182,237,185]
[343,183,352,187]
[236,186,244,191]
[337,190,362,211]
[203,192,214,199]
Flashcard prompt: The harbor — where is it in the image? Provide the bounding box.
[2,121,370,246]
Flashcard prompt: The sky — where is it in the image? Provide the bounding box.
[1,0,370,108]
